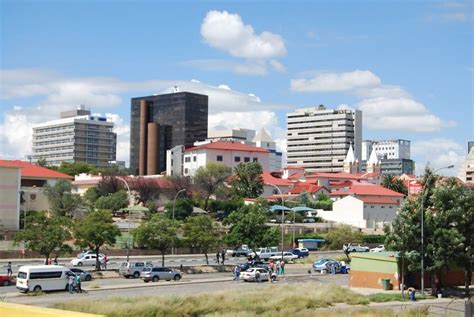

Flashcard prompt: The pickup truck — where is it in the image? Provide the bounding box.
[255,247,279,260]
[343,243,370,252]
[226,245,255,257]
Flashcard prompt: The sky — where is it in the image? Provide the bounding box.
[0,0,472,176]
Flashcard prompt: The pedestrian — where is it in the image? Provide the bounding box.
[215,251,220,264]
[102,254,108,270]
[255,270,261,283]
[233,265,239,281]
[235,266,241,281]
[280,260,285,275]
[7,262,12,277]
[75,274,82,293]
[340,261,346,274]
[53,257,58,266]
[408,287,416,301]
[68,274,75,294]
[276,261,281,276]
[72,274,78,293]
[221,250,226,265]
[47,258,52,265]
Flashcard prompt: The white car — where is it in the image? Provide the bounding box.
[370,245,385,252]
[71,254,105,266]
[269,252,298,262]
[343,243,370,252]
[240,268,270,282]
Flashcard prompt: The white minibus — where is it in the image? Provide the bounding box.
[16,265,71,293]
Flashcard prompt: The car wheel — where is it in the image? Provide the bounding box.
[133,272,140,278]
[85,275,92,282]
[144,280,149,283]
[77,262,83,266]
[365,249,369,252]
[33,285,42,293]
[173,275,181,281]
[125,275,130,279]
[351,249,356,252]
[152,276,159,282]
[2,280,10,286]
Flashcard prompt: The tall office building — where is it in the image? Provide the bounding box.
[32,106,117,167]
[130,91,208,175]
[286,105,362,173]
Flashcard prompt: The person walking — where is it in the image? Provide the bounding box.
[102,254,108,270]
[53,257,58,266]
[255,270,261,283]
[221,250,226,265]
[6,262,12,277]
[215,251,220,264]
[235,266,241,281]
[276,261,281,276]
[68,274,75,294]
[75,274,82,293]
[280,260,285,275]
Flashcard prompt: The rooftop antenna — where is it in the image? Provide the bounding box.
[173,86,180,93]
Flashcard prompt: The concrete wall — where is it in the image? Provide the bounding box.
[363,203,397,229]
[21,186,50,212]
[318,196,366,228]
[0,166,21,230]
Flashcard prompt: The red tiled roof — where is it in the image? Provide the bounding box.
[0,160,72,179]
[357,197,400,205]
[290,184,326,194]
[185,141,269,153]
[287,172,305,180]
[261,172,292,186]
[330,182,404,197]
[306,172,380,180]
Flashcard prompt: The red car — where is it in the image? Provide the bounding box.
[0,275,12,286]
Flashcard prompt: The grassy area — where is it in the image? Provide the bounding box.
[367,293,434,303]
[53,283,429,317]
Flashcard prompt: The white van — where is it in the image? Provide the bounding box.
[16,265,71,293]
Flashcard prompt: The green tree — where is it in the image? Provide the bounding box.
[323,225,364,259]
[74,210,121,270]
[133,215,179,267]
[133,178,162,205]
[43,179,82,217]
[194,162,232,210]
[164,198,193,221]
[184,215,221,265]
[36,157,48,167]
[224,204,279,250]
[382,175,408,195]
[83,187,100,206]
[94,190,129,212]
[231,162,264,198]
[58,161,97,176]
[15,211,71,264]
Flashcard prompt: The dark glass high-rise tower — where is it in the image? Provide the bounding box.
[130,91,208,175]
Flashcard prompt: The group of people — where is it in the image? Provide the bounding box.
[215,250,226,265]
[46,257,59,265]
[68,273,84,294]
[267,260,285,278]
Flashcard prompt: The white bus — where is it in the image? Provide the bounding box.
[16,265,71,293]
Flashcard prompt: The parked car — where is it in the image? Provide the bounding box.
[119,261,153,278]
[288,248,309,258]
[303,217,316,223]
[343,243,370,252]
[0,275,12,286]
[269,252,298,262]
[238,261,267,271]
[312,259,341,273]
[141,267,182,282]
[77,250,105,259]
[71,254,105,267]
[255,247,279,260]
[68,268,92,281]
[370,245,385,252]
[16,265,70,293]
[240,268,271,282]
[226,245,255,257]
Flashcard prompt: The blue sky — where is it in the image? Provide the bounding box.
[1,0,472,175]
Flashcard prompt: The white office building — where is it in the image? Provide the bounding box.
[32,106,117,167]
[362,139,410,161]
[286,105,362,173]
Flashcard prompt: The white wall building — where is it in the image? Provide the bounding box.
[318,195,399,229]
[286,105,362,173]
[207,128,255,144]
[166,145,185,177]
[181,141,270,177]
[0,164,21,231]
[362,139,410,161]
[458,145,474,183]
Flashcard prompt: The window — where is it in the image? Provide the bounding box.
[184,168,189,174]
[184,157,191,163]
[171,159,173,166]
[244,157,250,162]
[253,158,258,162]
[30,271,63,279]
[217,155,223,162]
[193,156,197,162]
[234,156,241,162]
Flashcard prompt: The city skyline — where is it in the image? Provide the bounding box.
[1,1,472,175]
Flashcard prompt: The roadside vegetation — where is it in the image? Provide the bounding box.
[54,283,429,317]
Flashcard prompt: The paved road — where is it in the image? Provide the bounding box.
[3,273,349,308]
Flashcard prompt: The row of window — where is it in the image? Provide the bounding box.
[34,125,75,134]
[287,110,355,119]
[287,142,351,148]
[184,155,259,163]
[34,146,74,153]
[289,130,355,136]
[34,132,74,140]
[34,139,74,146]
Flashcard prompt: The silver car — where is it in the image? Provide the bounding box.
[141,267,182,282]
[119,262,153,278]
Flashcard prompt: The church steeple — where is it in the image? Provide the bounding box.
[366,147,381,174]
[343,143,359,173]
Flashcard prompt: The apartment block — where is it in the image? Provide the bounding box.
[286,105,362,173]
[32,107,116,167]
[362,139,410,161]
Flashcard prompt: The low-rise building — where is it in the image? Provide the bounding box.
[0,164,21,231]
[458,145,474,183]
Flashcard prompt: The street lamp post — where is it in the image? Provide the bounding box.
[268,184,285,259]
[172,189,186,255]
[420,164,454,296]
[117,178,132,262]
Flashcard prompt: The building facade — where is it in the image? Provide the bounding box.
[0,164,21,231]
[130,91,208,175]
[180,141,269,177]
[362,139,410,161]
[286,105,362,173]
[32,107,116,167]
[458,145,474,183]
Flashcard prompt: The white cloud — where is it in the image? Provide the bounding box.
[435,1,473,22]
[201,10,286,59]
[269,60,286,73]
[291,70,381,92]
[106,113,130,163]
[411,138,465,176]
[291,69,456,133]
[233,62,268,76]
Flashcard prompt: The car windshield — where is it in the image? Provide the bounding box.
[17,271,27,279]
[142,268,152,272]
